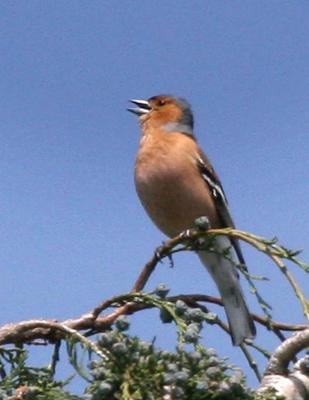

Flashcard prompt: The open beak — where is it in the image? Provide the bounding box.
[127,99,151,116]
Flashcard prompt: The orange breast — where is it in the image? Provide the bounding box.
[135,132,221,237]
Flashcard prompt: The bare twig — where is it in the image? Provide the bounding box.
[49,340,61,376]
[240,343,262,382]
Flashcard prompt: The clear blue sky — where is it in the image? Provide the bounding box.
[0,1,308,392]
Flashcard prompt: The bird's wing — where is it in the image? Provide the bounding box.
[196,151,245,265]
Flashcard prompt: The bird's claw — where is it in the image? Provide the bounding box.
[180,229,192,239]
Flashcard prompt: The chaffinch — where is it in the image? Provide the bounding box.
[128,94,256,345]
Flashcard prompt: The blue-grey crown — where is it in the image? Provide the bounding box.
[173,96,194,129]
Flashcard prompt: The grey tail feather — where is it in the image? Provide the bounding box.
[198,236,256,345]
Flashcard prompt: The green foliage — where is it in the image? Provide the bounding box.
[0,348,80,399]
[0,318,282,400]
[83,328,280,400]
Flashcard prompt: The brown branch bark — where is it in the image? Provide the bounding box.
[0,294,306,346]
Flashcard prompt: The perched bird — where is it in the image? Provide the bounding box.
[128,95,256,345]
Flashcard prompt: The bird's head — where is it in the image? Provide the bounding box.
[128,95,194,136]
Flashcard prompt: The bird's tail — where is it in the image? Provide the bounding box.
[198,235,256,345]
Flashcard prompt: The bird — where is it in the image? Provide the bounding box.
[127,94,256,345]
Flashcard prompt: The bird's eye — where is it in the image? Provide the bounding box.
[158,99,166,106]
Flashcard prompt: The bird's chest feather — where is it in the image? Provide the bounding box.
[135,140,191,202]
[134,136,213,236]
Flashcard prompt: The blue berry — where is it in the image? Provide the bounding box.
[115,316,130,331]
[155,283,170,298]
